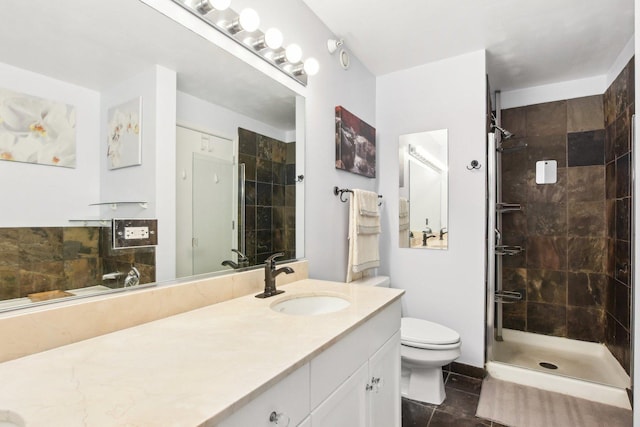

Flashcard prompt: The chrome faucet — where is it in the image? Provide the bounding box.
[221,249,249,269]
[124,266,140,287]
[255,253,294,298]
[439,227,448,240]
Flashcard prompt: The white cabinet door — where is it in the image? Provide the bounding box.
[368,331,401,427]
[311,363,369,427]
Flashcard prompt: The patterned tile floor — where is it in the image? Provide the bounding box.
[402,370,508,427]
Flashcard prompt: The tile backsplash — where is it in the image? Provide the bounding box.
[0,226,155,301]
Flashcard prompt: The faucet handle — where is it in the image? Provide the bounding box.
[232,248,248,262]
[265,252,285,266]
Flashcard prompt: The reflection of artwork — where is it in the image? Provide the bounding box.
[107,97,142,169]
[335,106,376,178]
[0,87,76,168]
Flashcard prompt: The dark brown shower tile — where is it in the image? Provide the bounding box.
[256,182,272,206]
[527,269,567,305]
[605,123,616,164]
[567,201,604,237]
[502,210,527,238]
[0,267,20,300]
[286,142,296,164]
[285,164,297,185]
[605,161,615,200]
[614,280,630,327]
[272,140,287,164]
[616,198,631,241]
[285,186,296,207]
[245,206,256,232]
[614,320,631,373]
[567,166,605,202]
[567,95,604,132]
[605,312,616,344]
[19,263,66,296]
[502,301,526,331]
[502,168,528,204]
[526,202,566,236]
[527,302,566,336]
[615,153,630,198]
[526,100,567,137]
[613,110,630,159]
[273,185,285,207]
[567,306,605,342]
[528,168,567,204]
[606,200,616,239]
[256,230,273,255]
[502,268,527,293]
[272,228,285,252]
[526,237,567,270]
[626,59,635,111]
[272,162,285,185]
[526,134,567,169]
[256,207,272,230]
[256,134,273,160]
[613,65,631,120]
[272,207,284,230]
[238,128,257,155]
[245,181,256,205]
[567,130,605,167]
[285,207,296,230]
[133,248,155,267]
[568,237,607,273]
[604,85,615,128]
[256,158,273,183]
[607,238,616,276]
[501,107,526,138]
[615,239,630,285]
[567,272,606,308]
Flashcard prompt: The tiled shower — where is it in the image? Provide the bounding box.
[500,58,634,373]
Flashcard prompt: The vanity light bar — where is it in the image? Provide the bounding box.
[171,0,318,86]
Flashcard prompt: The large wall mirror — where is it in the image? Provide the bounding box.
[0,0,304,311]
[398,130,448,250]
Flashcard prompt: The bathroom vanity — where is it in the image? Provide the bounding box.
[0,279,403,426]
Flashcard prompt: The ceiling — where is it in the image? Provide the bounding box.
[302,0,634,92]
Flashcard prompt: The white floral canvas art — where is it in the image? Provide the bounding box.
[107,97,142,169]
[0,88,76,168]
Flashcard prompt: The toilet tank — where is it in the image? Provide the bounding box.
[351,276,390,288]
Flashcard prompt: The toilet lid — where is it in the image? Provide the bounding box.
[401,317,460,346]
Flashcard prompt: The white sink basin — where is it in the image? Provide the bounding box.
[0,410,25,427]
[271,294,350,315]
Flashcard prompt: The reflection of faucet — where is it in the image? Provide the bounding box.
[102,271,124,281]
[439,227,448,240]
[422,231,436,246]
[221,249,249,269]
[255,253,294,298]
[124,266,140,287]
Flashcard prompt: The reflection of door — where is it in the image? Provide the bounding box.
[176,126,236,278]
[192,154,234,274]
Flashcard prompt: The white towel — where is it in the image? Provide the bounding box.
[346,189,380,282]
[399,197,409,231]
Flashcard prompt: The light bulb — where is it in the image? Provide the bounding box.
[238,8,260,32]
[285,44,302,63]
[264,28,283,50]
[210,0,230,10]
[303,58,319,76]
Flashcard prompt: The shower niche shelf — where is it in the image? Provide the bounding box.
[496,203,522,213]
[68,201,149,226]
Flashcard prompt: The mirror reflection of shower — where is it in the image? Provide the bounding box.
[491,113,527,153]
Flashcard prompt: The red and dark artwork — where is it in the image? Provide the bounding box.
[335,106,376,178]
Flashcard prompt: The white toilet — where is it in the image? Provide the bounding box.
[352,275,461,405]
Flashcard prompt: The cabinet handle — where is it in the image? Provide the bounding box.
[269,411,290,426]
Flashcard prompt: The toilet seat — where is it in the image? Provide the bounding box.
[401,317,461,350]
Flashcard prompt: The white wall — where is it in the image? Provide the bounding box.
[0,61,100,226]
[376,51,488,367]
[100,65,177,281]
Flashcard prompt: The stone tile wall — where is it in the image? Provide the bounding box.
[604,58,634,373]
[500,57,634,374]
[0,226,155,301]
[238,128,296,266]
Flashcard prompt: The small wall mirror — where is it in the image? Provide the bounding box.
[398,129,449,249]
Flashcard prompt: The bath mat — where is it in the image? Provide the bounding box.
[476,375,632,427]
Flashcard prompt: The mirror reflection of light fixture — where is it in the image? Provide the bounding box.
[252,28,283,50]
[195,0,231,14]
[409,145,447,172]
[172,0,317,85]
[327,38,344,54]
[226,8,260,34]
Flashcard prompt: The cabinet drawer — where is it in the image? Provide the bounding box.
[310,300,401,408]
[217,363,310,427]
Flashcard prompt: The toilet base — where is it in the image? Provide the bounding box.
[401,365,446,405]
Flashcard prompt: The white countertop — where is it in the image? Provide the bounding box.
[0,279,403,426]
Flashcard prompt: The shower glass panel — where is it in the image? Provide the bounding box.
[192,153,236,275]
